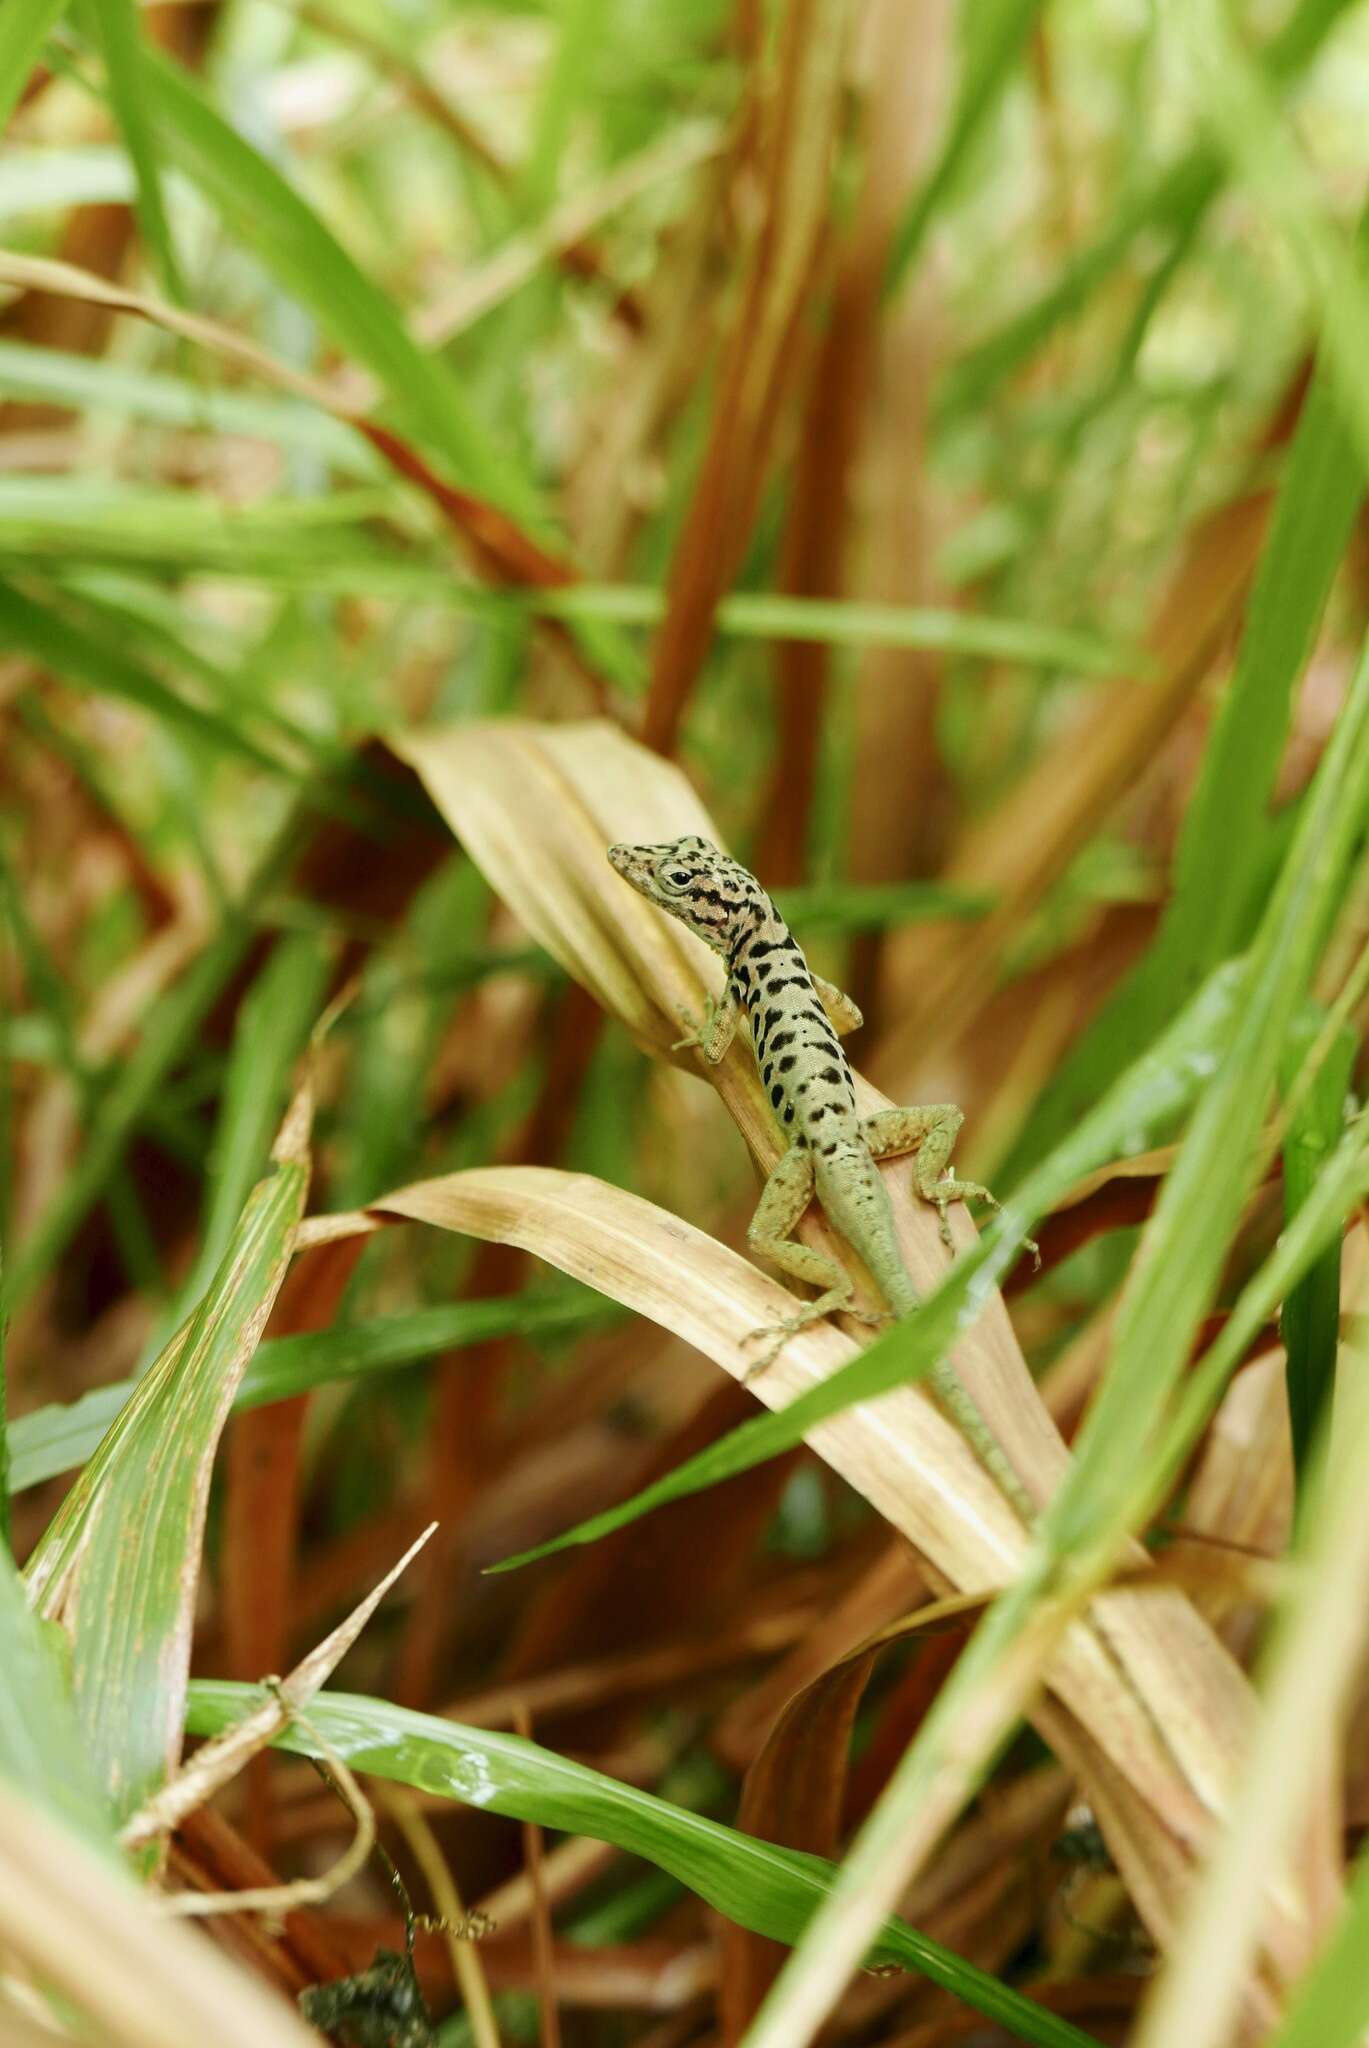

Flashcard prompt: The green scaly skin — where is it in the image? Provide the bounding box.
[608,833,1035,1523]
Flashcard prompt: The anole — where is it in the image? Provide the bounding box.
[608,834,1035,1521]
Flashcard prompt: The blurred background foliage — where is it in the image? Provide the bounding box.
[3,0,1369,2044]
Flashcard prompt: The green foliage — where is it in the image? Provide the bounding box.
[10,1291,610,1493]
[491,957,1251,1570]
[1279,1010,1357,1494]
[4,2,1369,2040]
[27,1133,308,1825]
[185,1682,1104,2048]
[1007,270,1368,1177]
[0,1523,112,1851]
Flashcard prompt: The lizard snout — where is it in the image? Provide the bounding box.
[607,842,650,889]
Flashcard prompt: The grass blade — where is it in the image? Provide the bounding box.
[0,1780,318,2048]
[29,1089,312,1826]
[1268,1843,1369,2048]
[1132,1316,1369,2048]
[1,812,297,1318]
[1279,1011,1356,1495]
[0,1515,110,1851]
[1055,631,1369,1550]
[182,1682,1106,2048]
[141,44,543,524]
[1004,256,1367,1177]
[537,583,1133,672]
[9,1292,610,1494]
[0,0,67,132]
[776,878,993,933]
[0,337,379,471]
[0,572,294,774]
[84,0,185,303]
[886,0,1043,294]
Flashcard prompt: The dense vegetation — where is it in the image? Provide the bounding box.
[3,2,1369,2044]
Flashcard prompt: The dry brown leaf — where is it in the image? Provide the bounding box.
[714,1540,924,1769]
[642,0,857,751]
[362,716,1322,1967]
[1180,1353,1295,1654]
[719,1647,876,2040]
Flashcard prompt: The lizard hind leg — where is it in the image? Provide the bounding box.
[742,1142,876,1379]
[860,1104,1026,1253]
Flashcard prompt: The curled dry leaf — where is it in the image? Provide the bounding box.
[720,1607,938,2038]
[372,717,1308,1962]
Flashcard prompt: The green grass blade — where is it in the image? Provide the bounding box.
[0,339,379,472]
[1158,1107,1369,1495]
[1002,260,1367,1181]
[9,1293,611,1493]
[182,1683,1105,2048]
[139,933,332,1368]
[738,635,1369,2048]
[1171,0,1369,473]
[0,0,68,133]
[33,1123,310,1825]
[1132,1316,1369,2048]
[520,0,606,218]
[535,584,1130,672]
[1051,630,1369,1549]
[0,1254,9,1553]
[1267,1842,1369,2048]
[2,817,298,1315]
[0,572,294,774]
[941,0,1358,417]
[490,958,1247,1571]
[0,142,133,217]
[776,879,994,933]
[141,44,543,525]
[887,0,1043,295]
[0,475,395,569]
[1279,1011,1356,1494]
[0,1538,112,1852]
[83,0,185,303]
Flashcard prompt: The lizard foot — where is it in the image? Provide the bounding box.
[672,997,716,1055]
[740,1315,813,1381]
[926,1181,1041,1268]
[925,1180,998,1248]
[741,1303,886,1382]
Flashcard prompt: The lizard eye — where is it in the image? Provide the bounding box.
[662,868,693,892]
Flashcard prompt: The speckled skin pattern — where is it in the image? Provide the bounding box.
[608,834,1032,1516]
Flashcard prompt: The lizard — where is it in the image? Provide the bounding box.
[607,833,1036,1521]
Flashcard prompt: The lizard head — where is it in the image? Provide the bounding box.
[607,834,765,956]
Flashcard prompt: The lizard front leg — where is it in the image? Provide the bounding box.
[811,973,863,1037]
[673,986,740,1063]
[743,1142,881,1377]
